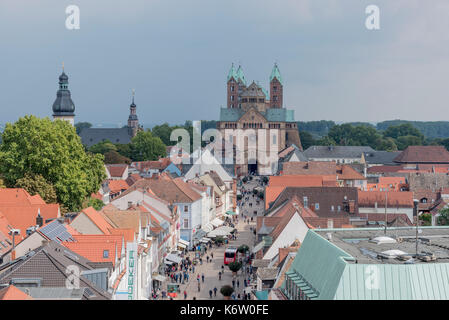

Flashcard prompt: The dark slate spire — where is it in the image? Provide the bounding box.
[52,64,75,117]
[128,89,139,136]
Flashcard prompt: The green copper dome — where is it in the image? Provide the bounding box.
[270,63,283,85]
[227,63,238,82]
[236,65,247,86]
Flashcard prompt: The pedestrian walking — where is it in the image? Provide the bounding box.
[198,283,201,292]
[211,252,214,259]
[206,256,209,263]
[232,279,235,287]
[244,279,247,287]
[213,287,217,297]
[184,290,187,299]
[209,289,213,298]
[218,271,222,280]
[237,279,240,288]
[202,273,205,283]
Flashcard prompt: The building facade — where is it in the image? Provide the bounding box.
[217,64,302,176]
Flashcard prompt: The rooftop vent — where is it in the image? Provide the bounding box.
[370,236,397,245]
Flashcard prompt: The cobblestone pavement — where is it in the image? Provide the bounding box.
[164,176,266,300]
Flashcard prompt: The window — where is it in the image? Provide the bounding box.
[273,86,277,92]
[273,96,278,101]
[231,95,234,101]
[303,196,308,208]
[183,219,189,228]
[103,250,109,258]
[231,85,234,92]
[331,205,334,212]
[315,203,320,210]
[272,134,277,145]
[337,205,341,212]
[184,206,188,212]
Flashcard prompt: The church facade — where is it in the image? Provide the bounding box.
[217,64,301,176]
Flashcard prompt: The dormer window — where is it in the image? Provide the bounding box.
[103,250,109,258]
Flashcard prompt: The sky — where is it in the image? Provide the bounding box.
[1,0,449,127]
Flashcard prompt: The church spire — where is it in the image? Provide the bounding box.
[128,89,139,137]
[270,62,283,85]
[52,65,75,125]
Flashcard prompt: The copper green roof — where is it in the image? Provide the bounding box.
[236,65,247,86]
[283,228,449,300]
[270,63,283,85]
[227,63,238,82]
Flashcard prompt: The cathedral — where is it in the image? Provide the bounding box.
[51,68,141,147]
[217,63,301,175]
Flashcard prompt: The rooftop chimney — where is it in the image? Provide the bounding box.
[36,209,43,227]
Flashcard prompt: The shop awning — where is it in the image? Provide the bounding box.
[177,242,187,249]
[152,274,166,282]
[202,223,214,233]
[178,239,189,246]
[252,241,264,253]
[226,210,237,216]
[200,237,211,243]
[211,218,225,227]
[164,253,182,265]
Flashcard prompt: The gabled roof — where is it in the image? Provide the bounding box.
[106,164,128,178]
[0,285,33,300]
[394,146,449,164]
[0,241,112,300]
[77,207,113,235]
[282,161,337,176]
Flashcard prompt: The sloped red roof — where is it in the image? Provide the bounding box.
[0,285,33,300]
[358,191,413,208]
[108,179,129,194]
[78,207,113,234]
[303,217,351,229]
[63,241,118,267]
[394,146,449,163]
[106,164,128,177]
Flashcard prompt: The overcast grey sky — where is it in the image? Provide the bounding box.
[1,0,448,126]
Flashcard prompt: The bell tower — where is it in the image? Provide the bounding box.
[269,63,283,109]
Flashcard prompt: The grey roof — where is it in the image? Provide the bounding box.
[0,241,111,300]
[256,267,279,280]
[363,151,401,165]
[286,149,309,162]
[241,82,266,97]
[252,259,271,268]
[17,287,85,300]
[79,127,133,147]
[304,146,375,159]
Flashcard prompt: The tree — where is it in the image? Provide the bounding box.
[84,197,105,211]
[298,131,316,150]
[75,122,92,135]
[316,135,336,146]
[130,130,166,161]
[383,123,424,141]
[420,213,432,226]
[228,261,242,275]
[376,137,398,151]
[220,285,234,299]
[104,150,131,164]
[438,207,449,226]
[88,140,117,155]
[152,123,182,146]
[396,135,423,150]
[237,245,249,254]
[0,116,106,211]
[15,173,58,203]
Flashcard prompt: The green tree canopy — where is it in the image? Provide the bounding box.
[383,123,424,141]
[88,140,117,155]
[130,130,166,161]
[298,131,316,150]
[0,116,106,211]
[104,150,131,164]
[75,122,92,135]
[438,207,449,226]
[15,172,58,204]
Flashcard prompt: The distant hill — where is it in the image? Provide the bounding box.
[376,120,449,139]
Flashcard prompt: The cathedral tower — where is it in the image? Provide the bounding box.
[269,63,283,108]
[128,89,139,137]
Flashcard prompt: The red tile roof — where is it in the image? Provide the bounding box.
[106,164,128,177]
[282,161,337,175]
[0,285,33,300]
[303,217,351,229]
[394,146,449,164]
[358,191,413,208]
[108,179,129,194]
[62,241,118,267]
[78,207,113,234]
[109,228,135,243]
[367,165,403,174]
[336,165,366,180]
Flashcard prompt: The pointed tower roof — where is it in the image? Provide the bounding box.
[227,63,238,82]
[52,67,75,116]
[236,65,247,86]
[270,63,283,85]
